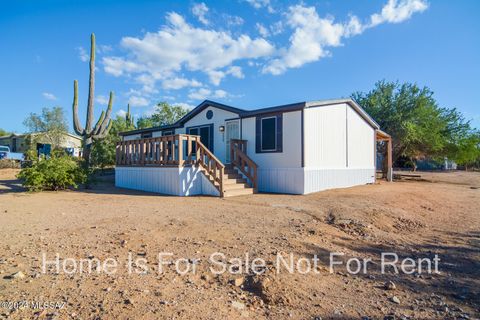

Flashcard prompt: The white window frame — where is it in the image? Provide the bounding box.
[260,116,277,152]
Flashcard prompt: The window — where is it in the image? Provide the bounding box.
[255,114,283,153]
[141,132,152,139]
[162,130,174,136]
[187,124,213,152]
[261,117,276,151]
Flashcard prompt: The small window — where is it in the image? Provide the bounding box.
[255,114,282,153]
[261,117,276,151]
[206,110,213,120]
[141,132,152,139]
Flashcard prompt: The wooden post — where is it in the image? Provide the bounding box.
[219,166,225,197]
[178,135,184,167]
[140,140,145,165]
[387,137,393,182]
[187,135,192,164]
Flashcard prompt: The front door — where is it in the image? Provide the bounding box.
[225,120,240,163]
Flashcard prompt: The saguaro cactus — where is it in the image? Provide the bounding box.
[125,104,134,127]
[72,33,113,166]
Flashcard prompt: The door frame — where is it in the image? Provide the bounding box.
[225,119,240,164]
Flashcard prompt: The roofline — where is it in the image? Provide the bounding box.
[119,100,245,136]
[119,98,380,136]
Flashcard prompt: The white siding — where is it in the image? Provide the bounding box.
[176,106,239,163]
[115,166,219,196]
[241,111,302,168]
[302,103,376,194]
[304,103,347,168]
[347,106,375,168]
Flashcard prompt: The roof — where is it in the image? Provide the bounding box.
[120,98,380,136]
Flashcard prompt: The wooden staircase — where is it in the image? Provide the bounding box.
[222,165,254,197]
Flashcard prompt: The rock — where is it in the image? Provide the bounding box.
[9,271,26,279]
[383,315,396,320]
[313,317,322,320]
[232,301,245,310]
[233,277,245,287]
[390,296,401,304]
[384,281,396,290]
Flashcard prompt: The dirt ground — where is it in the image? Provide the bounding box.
[0,169,479,320]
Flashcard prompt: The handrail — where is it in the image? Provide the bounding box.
[195,139,225,196]
[230,139,258,192]
[116,134,225,196]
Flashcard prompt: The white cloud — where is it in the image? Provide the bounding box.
[214,89,227,98]
[162,77,202,90]
[95,95,109,105]
[256,23,269,37]
[225,15,244,26]
[245,0,274,13]
[128,96,149,107]
[77,47,89,62]
[103,12,274,87]
[116,109,127,117]
[42,92,57,100]
[192,2,209,25]
[227,66,244,79]
[369,0,428,27]
[188,88,211,100]
[188,88,229,100]
[263,0,428,75]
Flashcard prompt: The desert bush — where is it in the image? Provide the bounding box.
[17,155,86,191]
[0,159,21,169]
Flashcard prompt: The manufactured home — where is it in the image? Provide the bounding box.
[116,99,392,197]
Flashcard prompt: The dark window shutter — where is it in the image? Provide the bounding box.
[255,117,261,153]
[276,114,283,152]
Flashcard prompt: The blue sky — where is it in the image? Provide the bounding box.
[1,0,479,133]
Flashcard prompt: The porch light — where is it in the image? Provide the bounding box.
[219,125,225,132]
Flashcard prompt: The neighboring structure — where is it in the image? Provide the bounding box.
[0,132,82,157]
[116,99,392,197]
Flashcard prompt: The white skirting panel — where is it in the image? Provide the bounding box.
[303,168,375,194]
[115,166,219,197]
[257,168,305,194]
[257,167,375,195]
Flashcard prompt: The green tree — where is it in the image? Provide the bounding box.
[23,106,69,150]
[352,80,477,169]
[0,128,10,136]
[136,102,189,128]
[90,115,135,168]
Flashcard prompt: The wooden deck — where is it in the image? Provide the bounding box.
[116,134,258,197]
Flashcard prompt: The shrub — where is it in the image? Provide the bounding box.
[17,155,86,191]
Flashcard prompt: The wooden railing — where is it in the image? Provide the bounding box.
[230,139,258,192]
[116,134,225,196]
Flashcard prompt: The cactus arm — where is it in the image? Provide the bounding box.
[93,111,106,135]
[85,33,96,133]
[72,80,84,135]
[97,91,113,135]
[93,120,112,140]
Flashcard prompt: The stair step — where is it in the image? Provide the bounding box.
[223,178,247,185]
[223,187,254,197]
[223,183,249,191]
[224,173,243,179]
